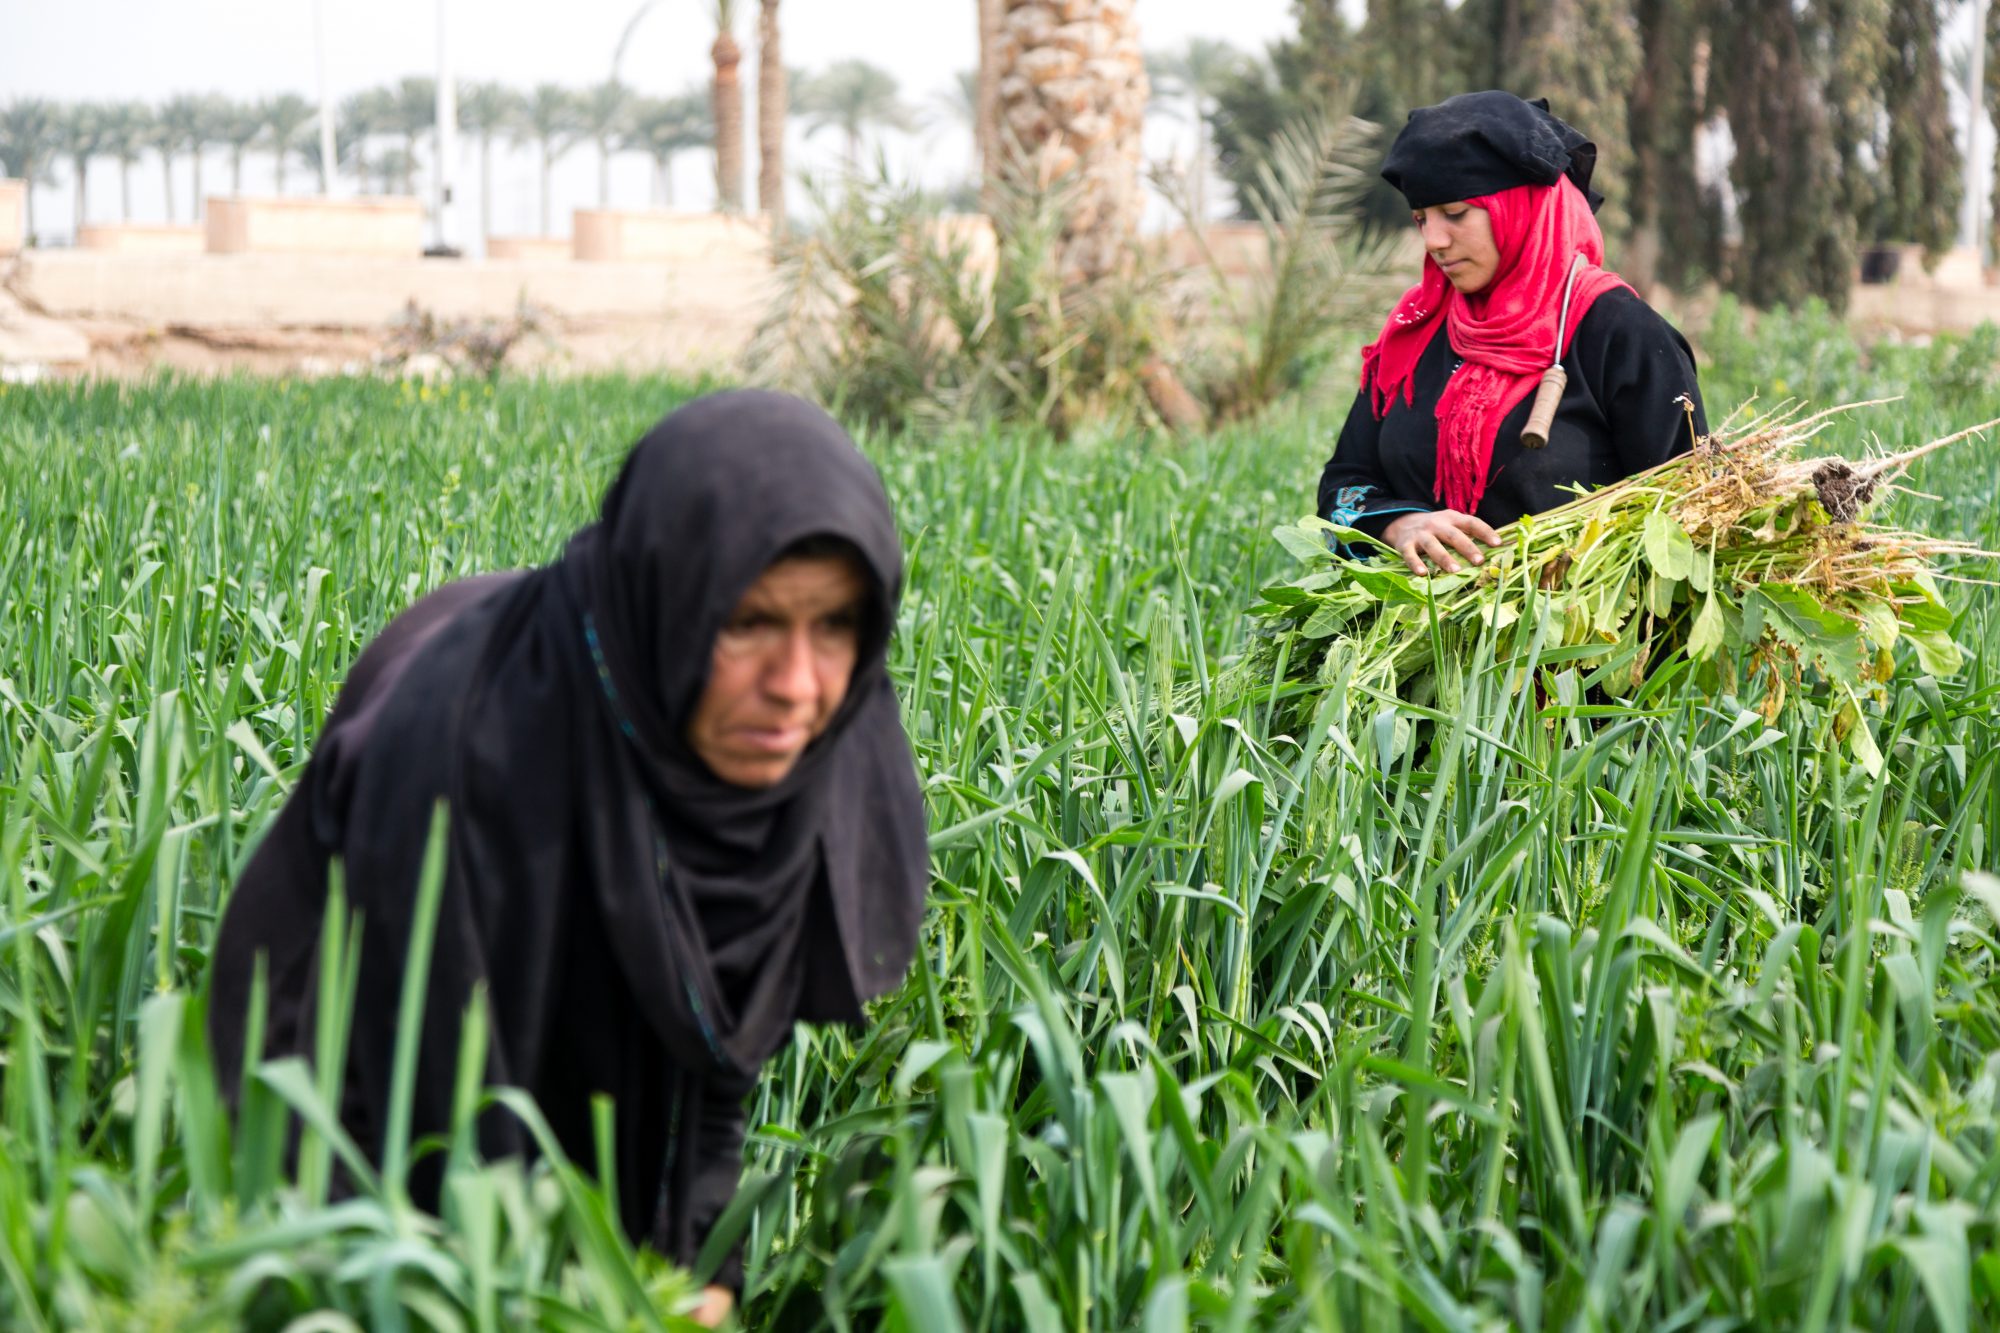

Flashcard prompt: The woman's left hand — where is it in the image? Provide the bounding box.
[692,1285,735,1327]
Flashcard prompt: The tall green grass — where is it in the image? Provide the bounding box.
[2,314,1998,1329]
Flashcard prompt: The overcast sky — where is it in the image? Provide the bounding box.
[2,0,1301,247]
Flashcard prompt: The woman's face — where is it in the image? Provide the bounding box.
[1414,201,1500,294]
[686,553,868,788]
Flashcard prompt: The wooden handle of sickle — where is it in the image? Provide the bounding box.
[1520,365,1567,449]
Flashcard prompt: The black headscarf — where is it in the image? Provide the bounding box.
[556,388,922,1074]
[1380,90,1604,214]
[209,389,929,1260]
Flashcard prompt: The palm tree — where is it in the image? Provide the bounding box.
[218,98,267,195]
[576,80,634,209]
[757,0,785,222]
[261,93,316,195]
[993,0,1150,281]
[794,61,920,172]
[625,91,712,207]
[61,102,114,234]
[298,110,364,197]
[0,98,61,242]
[98,102,154,221]
[192,94,235,217]
[373,148,415,198]
[516,84,581,235]
[457,81,524,241]
[935,69,979,131]
[710,0,745,211]
[339,89,394,195]
[388,77,438,197]
[1145,38,1247,224]
[155,93,214,222]
[977,0,1003,205]
[932,68,987,201]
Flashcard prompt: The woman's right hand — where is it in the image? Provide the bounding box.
[1379,510,1503,576]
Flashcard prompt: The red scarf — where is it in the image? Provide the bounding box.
[1360,177,1631,515]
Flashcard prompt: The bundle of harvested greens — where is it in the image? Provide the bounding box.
[1248,401,1996,771]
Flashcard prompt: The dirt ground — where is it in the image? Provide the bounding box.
[3,237,1996,383]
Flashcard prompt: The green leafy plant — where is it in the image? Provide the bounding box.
[1250,401,1995,773]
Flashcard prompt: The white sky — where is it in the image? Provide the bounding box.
[9,1,1988,254]
[2,0,1300,247]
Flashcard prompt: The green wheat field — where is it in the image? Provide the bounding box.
[5,303,2000,1330]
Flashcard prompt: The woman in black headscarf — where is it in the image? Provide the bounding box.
[1319,91,1707,575]
[208,390,930,1325]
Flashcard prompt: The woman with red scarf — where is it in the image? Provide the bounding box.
[1318,91,1707,576]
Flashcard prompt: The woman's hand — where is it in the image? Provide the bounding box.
[692,1285,735,1327]
[1380,510,1503,576]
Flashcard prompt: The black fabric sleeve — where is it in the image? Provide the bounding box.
[1571,291,1707,476]
[687,1069,758,1296]
[1316,387,1432,549]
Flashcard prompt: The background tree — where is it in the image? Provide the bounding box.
[977,0,1004,208]
[457,81,523,240]
[711,0,746,211]
[261,94,317,195]
[935,69,980,132]
[518,83,580,235]
[1625,0,1720,292]
[1811,0,1890,278]
[1356,0,1458,116]
[576,80,634,208]
[758,0,786,222]
[298,112,363,199]
[794,60,920,172]
[1147,38,1246,223]
[1208,1,1354,218]
[0,98,61,242]
[191,94,233,216]
[1870,0,1959,259]
[339,89,392,195]
[218,98,267,195]
[98,101,154,222]
[155,93,213,221]
[372,148,415,198]
[1454,0,1521,86]
[993,0,1151,282]
[1713,0,1854,309]
[388,76,438,197]
[1513,0,1642,244]
[626,91,712,207]
[60,102,113,234]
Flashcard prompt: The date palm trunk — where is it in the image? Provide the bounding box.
[712,28,745,212]
[993,0,1149,282]
[757,0,785,222]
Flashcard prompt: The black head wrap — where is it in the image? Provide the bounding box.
[1380,90,1603,213]
[209,390,930,1258]
[557,388,922,1074]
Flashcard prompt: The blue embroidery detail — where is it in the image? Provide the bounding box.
[581,611,728,1068]
[581,612,642,744]
[1327,484,1371,531]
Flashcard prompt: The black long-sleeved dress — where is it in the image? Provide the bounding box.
[208,575,859,1295]
[1317,287,1708,543]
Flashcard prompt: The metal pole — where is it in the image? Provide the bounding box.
[314,0,339,196]
[435,0,460,252]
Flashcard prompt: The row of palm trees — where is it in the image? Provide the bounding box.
[5,0,1237,264]
[0,61,942,246]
